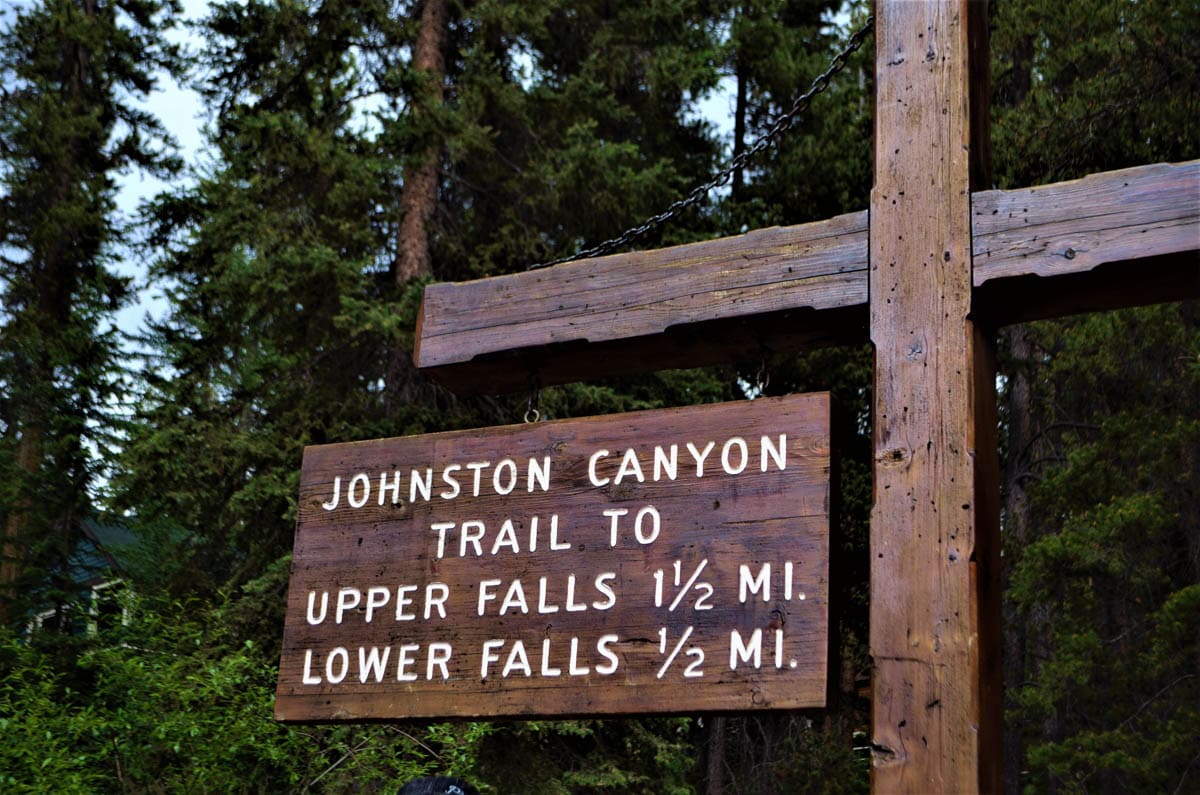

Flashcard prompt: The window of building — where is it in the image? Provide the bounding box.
[89,579,130,635]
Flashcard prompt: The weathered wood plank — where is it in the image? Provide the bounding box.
[868,1,1001,791]
[414,162,1197,393]
[971,160,1200,322]
[973,161,1198,281]
[416,212,869,390]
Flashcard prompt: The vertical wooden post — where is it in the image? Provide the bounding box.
[869,1,1002,791]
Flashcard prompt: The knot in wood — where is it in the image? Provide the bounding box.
[870,742,900,764]
[876,446,913,469]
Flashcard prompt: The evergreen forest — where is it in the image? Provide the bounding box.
[0,0,1196,792]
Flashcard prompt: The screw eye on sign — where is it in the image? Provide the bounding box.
[275,393,833,721]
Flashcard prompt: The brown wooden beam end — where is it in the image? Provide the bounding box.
[971,160,1200,322]
[415,161,1197,394]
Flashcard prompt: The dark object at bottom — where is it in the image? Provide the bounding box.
[399,777,479,795]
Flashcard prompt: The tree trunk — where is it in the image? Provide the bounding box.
[705,716,726,795]
[1000,324,1034,795]
[732,48,747,200]
[384,0,449,416]
[395,0,448,286]
[995,26,1037,792]
[0,2,95,623]
[0,426,43,623]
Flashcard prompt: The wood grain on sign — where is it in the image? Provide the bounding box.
[413,161,1198,394]
[275,393,833,722]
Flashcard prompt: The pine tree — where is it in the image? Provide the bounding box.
[114,0,402,593]
[991,0,1200,790]
[0,0,181,625]
[719,0,873,234]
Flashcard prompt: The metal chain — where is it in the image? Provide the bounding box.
[528,17,874,271]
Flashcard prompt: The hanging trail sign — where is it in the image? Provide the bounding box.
[275,393,833,721]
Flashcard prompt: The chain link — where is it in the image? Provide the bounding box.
[528,17,874,271]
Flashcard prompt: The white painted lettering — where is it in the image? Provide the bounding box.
[493,458,518,495]
[686,441,716,477]
[595,634,620,675]
[427,642,452,680]
[499,579,529,615]
[347,473,370,508]
[635,505,661,544]
[396,643,420,682]
[321,477,341,511]
[548,514,569,551]
[502,641,532,678]
[378,471,401,505]
[527,456,551,493]
[537,577,560,614]
[432,521,455,559]
[604,508,629,546]
[761,434,787,471]
[739,563,771,603]
[360,645,391,683]
[477,579,502,616]
[593,573,617,610]
[568,637,589,676]
[730,629,763,670]
[614,448,645,484]
[721,437,749,474]
[588,449,611,486]
[440,464,462,499]
[491,519,520,555]
[395,585,417,621]
[424,583,449,619]
[480,640,504,678]
[460,519,486,557]
[326,646,349,683]
[306,590,328,625]
[540,638,562,676]
[527,514,540,552]
[564,575,587,612]
[302,649,322,684]
[653,445,678,481]
[365,586,389,622]
[336,587,361,624]
[410,468,432,503]
[465,461,489,496]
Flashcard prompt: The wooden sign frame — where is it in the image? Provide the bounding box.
[276,393,834,722]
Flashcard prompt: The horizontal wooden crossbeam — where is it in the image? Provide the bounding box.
[415,160,1199,393]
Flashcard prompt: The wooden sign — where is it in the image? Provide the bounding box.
[275,393,833,722]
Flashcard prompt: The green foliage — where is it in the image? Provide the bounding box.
[3,0,1193,791]
[990,3,1199,789]
[0,593,475,792]
[0,0,182,621]
[991,0,1200,186]
[718,0,873,233]
[464,718,696,793]
[113,0,408,594]
[766,719,871,794]
[431,0,728,276]
[1002,304,1200,794]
